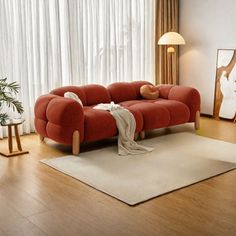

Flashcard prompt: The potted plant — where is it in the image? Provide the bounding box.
[0,78,24,125]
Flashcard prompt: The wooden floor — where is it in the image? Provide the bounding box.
[0,117,235,236]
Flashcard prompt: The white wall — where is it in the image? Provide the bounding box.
[179,0,236,115]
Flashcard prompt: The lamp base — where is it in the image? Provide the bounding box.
[167,46,175,53]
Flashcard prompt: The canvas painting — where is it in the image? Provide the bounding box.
[213,49,236,122]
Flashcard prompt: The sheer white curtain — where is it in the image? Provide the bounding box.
[0,0,156,137]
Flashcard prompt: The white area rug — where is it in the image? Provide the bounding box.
[41,133,236,205]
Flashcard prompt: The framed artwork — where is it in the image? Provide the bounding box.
[213,49,236,122]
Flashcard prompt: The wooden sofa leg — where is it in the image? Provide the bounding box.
[72,131,80,155]
[195,111,200,130]
[140,131,145,139]
[39,135,44,142]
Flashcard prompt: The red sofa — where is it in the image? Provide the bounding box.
[34,81,200,154]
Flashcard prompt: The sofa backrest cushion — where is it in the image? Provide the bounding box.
[64,92,83,107]
[130,81,153,99]
[50,86,87,105]
[50,81,154,106]
[157,84,175,99]
[107,81,153,103]
[81,84,111,106]
[107,82,137,103]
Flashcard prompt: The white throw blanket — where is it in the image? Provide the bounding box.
[93,102,154,156]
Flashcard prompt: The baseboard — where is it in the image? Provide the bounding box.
[200,113,213,118]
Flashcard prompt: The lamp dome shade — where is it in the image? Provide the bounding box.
[158,32,185,45]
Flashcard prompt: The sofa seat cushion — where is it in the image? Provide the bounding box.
[83,105,144,142]
[154,100,190,126]
[124,107,143,133]
[119,99,154,107]
[119,98,165,107]
[83,107,117,142]
[129,103,170,130]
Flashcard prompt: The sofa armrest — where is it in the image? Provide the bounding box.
[34,95,84,144]
[168,86,201,122]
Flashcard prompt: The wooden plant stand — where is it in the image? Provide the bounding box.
[0,120,29,157]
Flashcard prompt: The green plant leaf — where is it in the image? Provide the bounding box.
[0,113,9,125]
[0,78,24,119]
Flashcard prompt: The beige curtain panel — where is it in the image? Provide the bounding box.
[155,0,179,85]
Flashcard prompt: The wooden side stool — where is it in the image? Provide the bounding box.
[0,119,29,157]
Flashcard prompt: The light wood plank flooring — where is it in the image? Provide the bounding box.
[0,117,235,236]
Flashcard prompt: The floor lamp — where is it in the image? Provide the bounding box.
[158,32,185,83]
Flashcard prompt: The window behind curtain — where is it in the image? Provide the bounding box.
[0,0,156,137]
